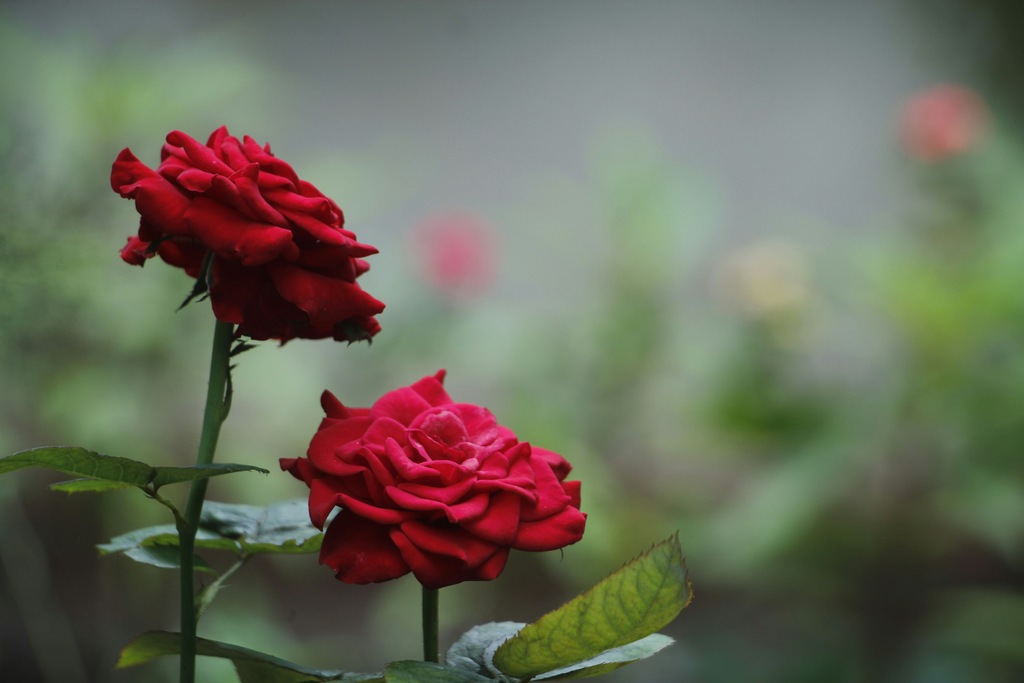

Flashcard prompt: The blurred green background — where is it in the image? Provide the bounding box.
[3,1,1024,681]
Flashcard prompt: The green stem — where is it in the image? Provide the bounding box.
[178,319,234,683]
[422,586,440,663]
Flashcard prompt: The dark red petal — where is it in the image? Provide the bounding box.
[166,129,235,175]
[518,451,572,521]
[279,458,346,528]
[470,546,511,582]
[443,491,491,522]
[531,446,574,481]
[184,198,296,266]
[362,417,412,448]
[155,240,205,276]
[242,135,301,189]
[306,422,374,476]
[120,236,151,265]
[206,259,265,324]
[111,148,142,194]
[220,134,251,169]
[268,189,336,221]
[408,372,453,408]
[265,261,385,328]
[205,125,232,150]
[387,477,476,509]
[562,479,582,509]
[291,243,362,274]
[453,404,502,446]
[391,524,509,588]
[460,491,521,544]
[307,474,350,528]
[335,492,415,525]
[411,410,469,447]
[320,510,410,584]
[111,149,192,235]
[512,505,587,552]
[234,172,289,226]
[320,390,367,420]
[175,168,215,192]
[384,438,446,482]
[368,384,436,426]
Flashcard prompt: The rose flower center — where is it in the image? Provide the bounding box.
[416,409,486,470]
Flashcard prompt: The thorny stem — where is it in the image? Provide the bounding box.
[178,319,234,683]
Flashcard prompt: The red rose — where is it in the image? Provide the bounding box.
[413,212,496,300]
[898,84,988,162]
[281,370,586,589]
[112,126,384,342]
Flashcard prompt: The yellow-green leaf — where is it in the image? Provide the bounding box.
[492,533,691,679]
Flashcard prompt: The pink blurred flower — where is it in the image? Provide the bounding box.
[898,83,987,162]
[413,212,496,299]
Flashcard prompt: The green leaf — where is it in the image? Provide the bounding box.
[117,630,382,683]
[0,446,268,492]
[150,463,270,489]
[122,545,217,573]
[491,534,691,680]
[99,525,236,554]
[98,501,323,575]
[50,478,137,493]
[98,524,179,554]
[383,661,492,683]
[98,525,221,572]
[0,447,155,486]
[200,500,324,554]
[530,633,674,680]
[446,622,525,676]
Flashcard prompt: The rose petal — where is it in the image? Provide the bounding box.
[379,439,453,490]
[321,510,410,584]
[175,168,215,193]
[460,492,521,544]
[530,446,574,481]
[155,240,205,276]
[391,524,509,588]
[111,149,192,235]
[362,417,411,449]
[513,505,587,552]
[265,261,385,334]
[166,129,235,175]
[368,385,436,426]
[280,458,344,528]
[408,371,452,408]
[335,491,414,525]
[120,236,151,265]
[184,198,296,266]
[235,173,289,226]
[388,477,476,509]
[443,491,491,523]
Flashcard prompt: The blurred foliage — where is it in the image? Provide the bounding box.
[3,4,1024,683]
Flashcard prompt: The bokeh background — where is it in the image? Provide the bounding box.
[3,1,1024,681]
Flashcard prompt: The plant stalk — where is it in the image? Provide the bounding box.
[178,319,235,683]
[422,586,440,663]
